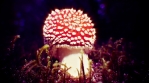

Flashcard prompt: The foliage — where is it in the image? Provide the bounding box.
[1,35,147,83]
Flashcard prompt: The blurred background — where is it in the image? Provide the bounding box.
[0,0,146,82]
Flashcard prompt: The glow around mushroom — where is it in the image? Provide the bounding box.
[43,8,96,49]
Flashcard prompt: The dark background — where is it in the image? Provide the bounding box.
[0,0,146,82]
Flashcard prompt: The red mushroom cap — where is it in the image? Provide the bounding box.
[43,8,96,49]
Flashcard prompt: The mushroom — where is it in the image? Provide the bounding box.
[43,8,96,78]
